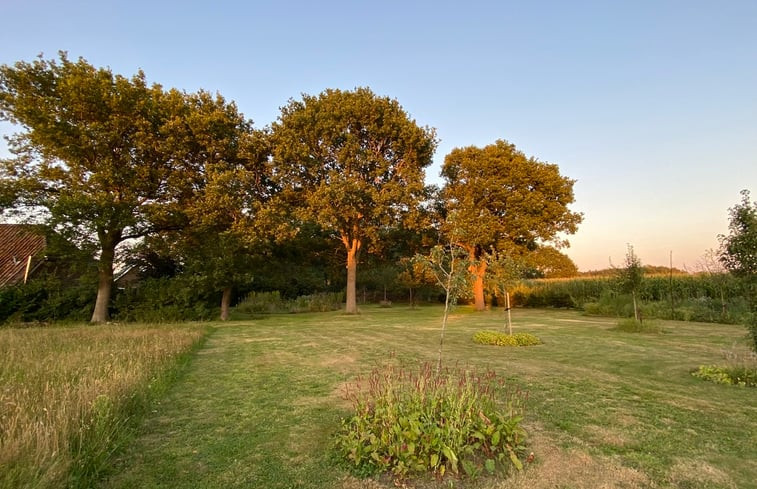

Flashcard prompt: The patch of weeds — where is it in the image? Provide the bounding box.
[691,365,757,387]
[614,318,663,334]
[334,362,529,484]
[472,331,542,347]
[235,291,344,314]
[692,345,757,387]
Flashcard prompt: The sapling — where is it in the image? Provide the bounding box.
[413,244,471,371]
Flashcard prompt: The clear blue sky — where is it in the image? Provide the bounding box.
[2,0,756,271]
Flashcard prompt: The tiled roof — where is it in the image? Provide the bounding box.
[0,224,47,287]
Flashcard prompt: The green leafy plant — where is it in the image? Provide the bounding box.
[692,365,757,387]
[692,344,757,387]
[234,291,343,315]
[334,362,529,483]
[472,331,542,347]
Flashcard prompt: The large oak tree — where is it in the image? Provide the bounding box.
[0,54,239,322]
[441,139,582,310]
[271,87,437,313]
[150,92,273,320]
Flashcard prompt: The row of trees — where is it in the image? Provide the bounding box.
[1,53,582,322]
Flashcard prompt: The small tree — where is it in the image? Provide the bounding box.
[719,190,757,277]
[484,249,523,334]
[413,244,470,371]
[718,189,757,352]
[616,244,644,322]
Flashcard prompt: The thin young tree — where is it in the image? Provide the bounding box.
[414,244,470,372]
[718,189,757,351]
[617,244,644,323]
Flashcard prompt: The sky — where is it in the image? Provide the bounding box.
[1,0,755,271]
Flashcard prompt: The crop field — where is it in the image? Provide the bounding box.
[2,307,755,488]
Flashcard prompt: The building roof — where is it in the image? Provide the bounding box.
[0,224,47,287]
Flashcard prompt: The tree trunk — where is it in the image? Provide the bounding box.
[632,290,640,323]
[344,236,361,314]
[220,286,232,321]
[91,241,116,323]
[470,259,488,311]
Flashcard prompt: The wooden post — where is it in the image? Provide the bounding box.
[23,255,32,284]
[669,250,675,319]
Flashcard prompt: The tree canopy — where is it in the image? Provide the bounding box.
[0,53,264,322]
[271,87,437,313]
[441,139,582,309]
[719,189,757,277]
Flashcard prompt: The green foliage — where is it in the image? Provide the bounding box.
[440,139,582,307]
[111,277,217,322]
[472,330,542,346]
[521,245,579,278]
[691,365,757,387]
[616,245,644,294]
[441,140,582,251]
[0,277,96,324]
[234,291,344,314]
[0,54,268,322]
[512,280,584,309]
[271,87,437,313]
[719,189,757,277]
[334,362,528,482]
[514,274,755,326]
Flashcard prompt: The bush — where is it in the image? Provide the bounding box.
[692,345,757,387]
[473,331,542,347]
[514,274,754,327]
[335,362,529,482]
[0,278,96,324]
[235,291,343,314]
[691,365,757,387]
[111,277,217,322]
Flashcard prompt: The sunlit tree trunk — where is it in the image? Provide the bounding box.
[469,256,487,311]
[220,286,232,321]
[344,236,361,314]
[91,238,117,323]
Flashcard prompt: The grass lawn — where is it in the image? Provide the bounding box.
[96,306,756,489]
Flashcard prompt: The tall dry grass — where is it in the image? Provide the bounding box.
[0,323,207,489]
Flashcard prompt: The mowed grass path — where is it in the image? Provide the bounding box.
[101,307,757,489]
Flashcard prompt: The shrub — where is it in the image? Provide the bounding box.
[691,365,757,387]
[472,331,542,347]
[692,345,757,387]
[111,277,216,322]
[0,278,96,324]
[235,291,344,314]
[335,362,529,482]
